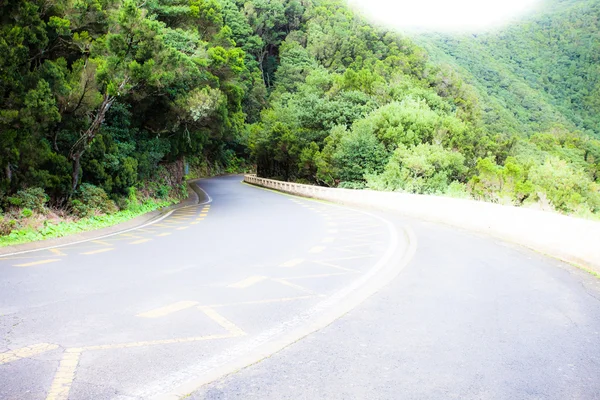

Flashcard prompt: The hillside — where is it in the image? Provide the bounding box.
[417,0,600,138]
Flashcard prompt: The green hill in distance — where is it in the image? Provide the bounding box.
[416,0,600,138]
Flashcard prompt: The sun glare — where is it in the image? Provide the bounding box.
[348,0,541,32]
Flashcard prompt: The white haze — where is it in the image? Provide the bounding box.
[348,0,541,32]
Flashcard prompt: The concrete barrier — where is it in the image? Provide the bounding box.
[244,174,600,274]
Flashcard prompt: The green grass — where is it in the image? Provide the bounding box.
[0,199,174,248]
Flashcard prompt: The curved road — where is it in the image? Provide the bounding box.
[1,176,599,399]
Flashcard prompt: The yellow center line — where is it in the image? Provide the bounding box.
[271,278,314,294]
[80,248,114,255]
[198,307,246,336]
[48,248,67,256]
[176,226,189,231]
[0,343,59,365]
[46,350,81,400]
[199,213,208,217]
[14,259,60,267]
[130,239,151,245]
[156,232,172,237]
[205,295,323,308]
[228,276,268,288]
[309,246,326,254]
[280,258,304,267]
[136,300,199,318]
[91,240,113,246]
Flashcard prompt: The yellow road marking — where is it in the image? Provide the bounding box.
[14,259,60,267]
[120,233,143,239]
[83,333,235,351]
[81,248,113,255]
[91,240,112,246]
[309,246,326,254]
[206,295,322,308]
[228,276,267,288]
[199,213,208,217]
[49,249,66,256]
[130,239,151,245]
[322,237,335,243]
[136,300,199,318]
[286,272,356,279]
[0,343,59,365]
[271,278,314,294]
[45,350,81,400]
[176,226,189,231]
[199,307,246,336]
[280,258,304,267]
[156,232,172,237]
[191,222,200,225]
[313,260,359,273]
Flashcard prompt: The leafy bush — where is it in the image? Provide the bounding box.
[528,156,600,214]
[71,184,118,218]
[21,208,33,218]
[367,144,467,194]
[6,188,49,213]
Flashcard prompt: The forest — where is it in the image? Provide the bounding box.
[1,0,599,241]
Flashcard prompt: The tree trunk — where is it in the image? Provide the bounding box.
[71,153,81,193]
[69,89,119,193]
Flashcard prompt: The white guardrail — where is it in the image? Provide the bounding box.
[244,174,600,274]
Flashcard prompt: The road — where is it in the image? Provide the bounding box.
[1,175,599,399]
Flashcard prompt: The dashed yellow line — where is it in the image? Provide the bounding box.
[45,349,81,400]
[199,213,208,217]
[119,233,144,239]
[156,232,172,237]
[271,278,314,294]
[205,295,323,308]
[130,239,151,245]
[198,307,246,337]
[176,226,189,231]
[83,333,235,351]
[309,246,326,254]
[81,248,113,255]
[49,248,66,256]
[228,276,267,288]
[136,300,199,318]
[91,240,112,246]
[14,259,60,267]
[0,343,59,365]
[313,260,359,273]
[280,258,304,267]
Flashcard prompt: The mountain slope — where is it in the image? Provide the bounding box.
[418,0,600,137]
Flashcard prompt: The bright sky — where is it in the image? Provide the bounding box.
[348,0,541,32]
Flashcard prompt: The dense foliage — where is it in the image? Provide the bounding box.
[247,0,600,218]
[2,0,599,233]
[1,0,262,205]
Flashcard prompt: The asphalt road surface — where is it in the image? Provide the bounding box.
[1,175,599,400]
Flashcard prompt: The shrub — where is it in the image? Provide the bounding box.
[71,184,118,217]
[21,208,33,218]
[6,188,48,212]
[366,144,467,194]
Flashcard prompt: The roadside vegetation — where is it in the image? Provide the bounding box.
[246,0,600,218]
[1,0,599,246]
